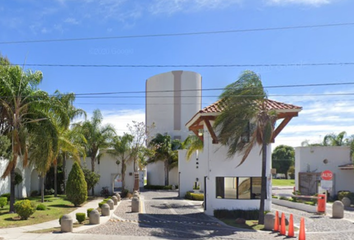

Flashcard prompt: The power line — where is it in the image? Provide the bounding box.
[5,62,354,68]
[1,22,353,45]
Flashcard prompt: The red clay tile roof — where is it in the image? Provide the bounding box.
[199,99,301,114]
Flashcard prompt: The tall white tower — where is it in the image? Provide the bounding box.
[146,70,202,141]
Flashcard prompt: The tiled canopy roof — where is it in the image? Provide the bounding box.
[199,99,301,114]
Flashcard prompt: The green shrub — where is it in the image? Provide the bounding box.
[66,162,87,207]
[44,188,55,195]
[0,193,10,202]
[185,192,204,201]
[121,189,129,198]
[338,191,354,203]
[214,209,259,220]
[87,208,94,217]
[14,200,36,220]
[59,215,63,225]
[98,200,108,208]
[36,204,46,211]
[76,213,86,224]
[30,190,39,197]
[0,197,7,208]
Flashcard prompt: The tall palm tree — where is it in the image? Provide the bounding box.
[76,109,115,195]
[148,133,181,186]
[107,133,134,192]
[183,135,203,160]
[214,70,277,224]
[0,65,66,211]
[323,131,347,146]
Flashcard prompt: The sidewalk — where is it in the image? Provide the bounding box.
[0,197,120,240]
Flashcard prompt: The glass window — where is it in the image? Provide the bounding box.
[215,177,266,200]
[251,177,262,199]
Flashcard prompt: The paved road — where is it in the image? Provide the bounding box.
[80,190,276,239]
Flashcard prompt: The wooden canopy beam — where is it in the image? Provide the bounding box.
[272,116,293,141]
[204,118,219,144]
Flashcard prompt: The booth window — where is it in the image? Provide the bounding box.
[215,177,265,199]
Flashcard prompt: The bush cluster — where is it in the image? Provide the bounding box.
[30,190,39,197]
[185,192,204,201]
[144,185,178,190]
[87,208,94,217]
[338,191,354,203]
[76,213,86,223]
[214,209,259,220]
[0,193,10,202]
[14,200,36,220]
[59,215,63,225]
[0,197,7,208]
[36,204,46,211]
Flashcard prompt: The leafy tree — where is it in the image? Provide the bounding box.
[82,167,100,193]
[148,133,181,186]
[107,134,134,192]
[214,70,277,224]
[272,145,295,179]
[0,135,11,159]
[66,161,87,207]
[76,109,115,195]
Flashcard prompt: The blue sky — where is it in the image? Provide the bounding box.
[1,0,354,149]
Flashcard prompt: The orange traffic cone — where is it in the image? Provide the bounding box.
[280,213,286,235]
[287,214,295,238]
[273,211,279,232]
[298,217,306,240]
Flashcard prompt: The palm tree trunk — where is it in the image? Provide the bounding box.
[62,153,66,193]
[258,132,267,224]
[41,175,45,203]
[54,164,57,197]
[164,160,169,186]
[9,167,15,213]
[91,157,95,196]
[122,161,126,192]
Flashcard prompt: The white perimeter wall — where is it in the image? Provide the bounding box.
[295,146,353,195]
[146,161,178,186]
[66,153,135,195]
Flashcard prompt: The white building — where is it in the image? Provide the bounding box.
[179,99,302,215]
[295,146,354,197]
[146,71,202,186]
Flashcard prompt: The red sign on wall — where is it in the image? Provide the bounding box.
[321,170,333,180]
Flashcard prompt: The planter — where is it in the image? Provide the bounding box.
[272,198,317,213]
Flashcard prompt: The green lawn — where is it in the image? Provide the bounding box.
[272,179,295,186]
[0,195,83,228]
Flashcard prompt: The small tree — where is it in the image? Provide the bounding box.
[66,162,87,206]
[82,167,100,193]
[272,145,294,179]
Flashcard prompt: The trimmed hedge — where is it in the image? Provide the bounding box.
[66,162,87,207]
[0,197,7,208]
[214,209,259,220]
[338,191,354,203]
[0,193,10,202]
[14,200,36,220]
[87,208,94,217]
[76,213,86,223]
[185,192,204,201]
[144,185,179,190]
[36,204,46,211]
[99,200,108,208]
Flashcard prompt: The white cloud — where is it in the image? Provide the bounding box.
[266,0,334,6]
[64,17,79,25]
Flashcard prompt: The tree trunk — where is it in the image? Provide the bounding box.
[62,153,66,193]
[121,160,126,193]
[41,175,45,203]
[91,157,95,196]
[54,164,57,197]
[164,160,169,186]
[9,167,15,213]
[258,133,267,224]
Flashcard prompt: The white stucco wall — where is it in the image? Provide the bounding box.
[295,146,353,195]
[65,153,135,195]
[179,122,272,216]
[0,158,10,195]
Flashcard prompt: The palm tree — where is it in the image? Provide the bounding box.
[148,133,181,186]
[0,65,66,211]
[214,70,277,224]
[323,131,347,146]
[107,134,134,193]
[76,109,115,195]
[183,135,203,160]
